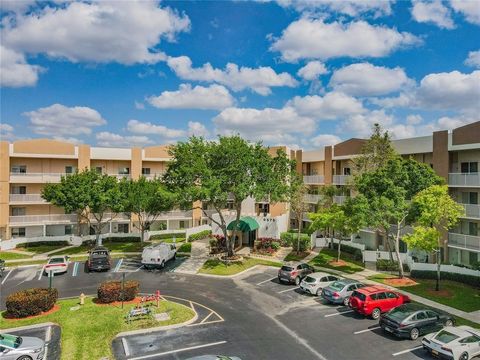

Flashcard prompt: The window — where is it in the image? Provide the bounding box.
[11,186,26,194]
[347,284,356,291]
[226,201,234,210]
[65,225,73,235]
[11,227,26,238]
[328,276,338,281]
[179,221,186,229]
[375,292,387,300]
[11,207,26,216]
[386,292,398,299]
[320,277,328,282]
[343,167,351,175]
[95,166,103,174]
[470,192,479,205]
[258,203,270,214]
[461,162,478,173]
[142,168,151,175]
[468,222,478,236]
[415,312,427,320]
[459,336,480,344]
[117,224,129,233]
[11,165,27,173]
[426,310,438,319]
[65,166,76,174]
[118,167,130,175]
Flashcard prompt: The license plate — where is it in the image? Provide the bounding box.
[432,350,438,356]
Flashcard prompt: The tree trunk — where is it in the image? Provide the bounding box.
[297,226,301,254]
[435,247,441,291]
[140,227,145,243]
[337,237,342,262]
[395,221,405,279]
[76,211,82,236]
[329,227,333,249]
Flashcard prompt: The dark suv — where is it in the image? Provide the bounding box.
[278,262,315,285]
[87,246,111,272]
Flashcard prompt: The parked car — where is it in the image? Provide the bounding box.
[141,242,176,269]
[277,262,315,285]
[87,246,111,272]
[185,356,242,360]
[422,326,480,360]
[0,333,45,360]
[300,272,340,296]
[322,279,365,306]
[380,303,455,340]
[43,255,69,276]
[348,285,410,319]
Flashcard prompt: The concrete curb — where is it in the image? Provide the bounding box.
[0,322,56,333]
[191,264,280,279]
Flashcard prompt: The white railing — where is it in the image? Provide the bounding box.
[159,210,193,219]
[332,175,352,185]
[185,224,212,238]
[448,232,480,251]
[314,237,366,251]
[410,262,480,277]
[201,209,218,217]
[460,203,480,219]
[89,213,130,222]
[363,250,409,263]
[142,173,165,180]
[9,194,47,203]
[448,173,480,187]
[333,195,347,204]
[9,214,78,224]
[303,175,325,184]
[9,173,67,183]
[304,194,323,203]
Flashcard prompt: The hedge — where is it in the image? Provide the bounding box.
[376,259,410,272]
[6,288,58,318]
[97,280,139,303]
[178,242,192,253]
[280,232,310,251]
[410,270,480,288]
[330,242,363,262]
[187,230,212,242]
[150,233,186,240]
[16,241,69,248]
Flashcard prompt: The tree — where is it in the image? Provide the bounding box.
[289,175,311,254]
[318,185,338,248]
[403,185,463,291]
[164,135,294,257]
[119,177,176,242]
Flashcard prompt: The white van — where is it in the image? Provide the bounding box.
[141,242,177,269]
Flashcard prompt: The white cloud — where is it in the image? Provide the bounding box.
[188,121,210,137]
[270,19,420,62]
[134,101,145,110]
[52,136,83,145]
[297,61,328,80]
[309,134,341,147]
[148,84,234,110]
[329,63,412,96]
[370,93,413,108]
[3,1,190,65]
[406,114,423,125]
[387,124,418,139]
[288,92,365,120]
[166,55,298,95]
[0,123,16,141]
[338,110,395,138]
[96,132,154,147]
[0,0,36,14]
[0,45,43,87]
[411,0,455,29]
[213,106,315,144]
[437,116,473,130]
[126,119,186,139]
[23,103,107,136]
[465,50,480,68]
[273,0,394,17]
[450,0,480,25]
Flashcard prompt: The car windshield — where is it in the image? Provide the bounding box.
[0,334,22,349]
[281,266,293,271]
[303,276,316,283]
[387,306,416,321]
[352,291,366,301]
[435,330,459,343]
[330,281,346,291]
[48,258,65,264]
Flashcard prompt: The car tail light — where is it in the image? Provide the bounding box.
[332,292,340,298]
[441,347,452,353]
[291,270,298,276]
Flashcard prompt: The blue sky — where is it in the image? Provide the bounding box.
[1,0,479,149]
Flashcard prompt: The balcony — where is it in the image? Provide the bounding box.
[448,232,480,252]
[448,173,480,187]
[303,175,324,185]
[304,194,323,203]
[10,173,67,183]
[460,203,480,219]
[333,175,352,185]
[159,210,193,219]
[9,194,47,204]
[9,214,77,225]
[109,174,131,180]
[142,173,165,180]
[333,195,347,204]
[89,213,131,222]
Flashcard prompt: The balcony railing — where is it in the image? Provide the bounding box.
[448,232,480,252]
[109,174,131,180]
[9,214,77,225]
[304,194,323,203]
[10,173,67,183]
[159,210,193,219]
[333,195,347,204]
[9,194,47,204]
[448,173,480,187]
[201,209,218,217]
[333,175,352,185]
[460,203,480,219]
[303,175,324,184]
[142,173,165,180]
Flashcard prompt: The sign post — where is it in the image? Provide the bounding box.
[49,270,53,289]
[121,273,126,309]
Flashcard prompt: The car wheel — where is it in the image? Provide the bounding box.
[371,308,381,320]
[410,328,419,340]
[173,252,176,260]
[295,277,301,286]
[278,277,283,284]
[459,351,469,360]
[343,297,350,306]
[316,289,321,296]
[445,319,453,327]
[17,356,33,360]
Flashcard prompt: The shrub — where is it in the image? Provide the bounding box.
[178,242,192,253]
[376,259,410,272]
[6,288,58,318]
[97,280,139,303]
[150,233,186,240]
[187,230,212,242]
[103,236,141,243]
[209,235,226,254]
[471,261,480,271]
[17,241,69,248]
[410,270,480,288]
[271,241,281,251]
[280,232,311,251]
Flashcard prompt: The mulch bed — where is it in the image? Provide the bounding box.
[383,277,419,287]
[2,304,61,321]
[328,260,348,267]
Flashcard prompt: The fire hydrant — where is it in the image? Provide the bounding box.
[80,293,85,305]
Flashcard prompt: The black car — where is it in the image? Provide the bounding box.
[87,246,111,272]
[379,303,455,340]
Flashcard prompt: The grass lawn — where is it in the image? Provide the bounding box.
[199,257,282,276]
[0,251,33,261]
[368,273,480,313]
[161,237,186,244]
[17,244,68,255]
[308,249,364,274]
[0,297,195,360]
[284,250,310,262]
[55,241,147,256]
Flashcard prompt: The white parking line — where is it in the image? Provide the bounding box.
[122,338,130,357]
[354,326,381,334]
[1,269,13,285]
[278,286,300,294]
[38,268,44,281]
[256,277,276,286]
[128,341,227,360]
[324,309,354,317]
[114,258,123,272]
[44,326,52,360]
[392,345,423,357]
[72,262,79,277]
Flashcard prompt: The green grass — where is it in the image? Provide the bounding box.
[0,251,33,261]
[284,250,310,262]
[308,249,364,274]
[54,241,147,256]
[17,245,67,255]
[368,273,480,313]
[0,297,195,360]
[159,237,186,244]
[177,243,192,253]
[199,257,282,275]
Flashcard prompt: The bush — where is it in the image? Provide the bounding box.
[280,232,311,251]
[254,238,281,255]
[209,235,226,254]
[97,280,139,303]
[187,230,212,242]
[178,242,192,253]
[150,233,186,240]
[410,270,479,288]
[103,236,141,243]
[6,288,58,318]
[17,241,69,248]
[376,259,410,272]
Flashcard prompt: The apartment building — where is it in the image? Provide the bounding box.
[300,121,480,267]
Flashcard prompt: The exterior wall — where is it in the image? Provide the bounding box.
[452,121,480,146]
[78,144,90,170]
[432,130,449,180]
[144,145,170,159]
[131,147,142,180]
[333,138,366,157]
[452,149,480,172]
[0,142,10,234]
[324,146,333,185]
[12,204,66,215]
[13,139,75,156]
[10,158,78,173]
[90,160,130,175]
[141,161,167,175]
[270,202,287,217]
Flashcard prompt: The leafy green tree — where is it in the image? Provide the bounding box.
[119,177,176,242]
[403,185,463,290]
[289,175,311,254]
[164,135,294,257]
[309,207,336,250]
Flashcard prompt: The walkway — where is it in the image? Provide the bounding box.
[174,238,209,274]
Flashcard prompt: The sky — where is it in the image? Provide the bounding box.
[0,0,479,150]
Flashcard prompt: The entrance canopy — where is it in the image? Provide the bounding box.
[227,216,259,232]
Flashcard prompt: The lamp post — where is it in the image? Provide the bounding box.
[121,273,125,309]
[48,270,53,289]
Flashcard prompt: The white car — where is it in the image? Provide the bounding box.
[299,272,341,296]
[422,326,480,360]
[141,242,176,269]
[43,256,69,275]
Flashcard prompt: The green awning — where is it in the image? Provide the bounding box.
[227,216,259,232]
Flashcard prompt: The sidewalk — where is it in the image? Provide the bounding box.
[174,239,209,274]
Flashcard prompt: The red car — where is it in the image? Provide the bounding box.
[348,285,410,319]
